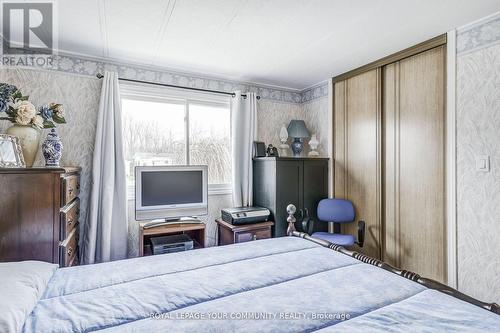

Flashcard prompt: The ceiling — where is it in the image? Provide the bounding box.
[55,0,500,90]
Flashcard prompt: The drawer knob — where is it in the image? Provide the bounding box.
[253,234,257,241]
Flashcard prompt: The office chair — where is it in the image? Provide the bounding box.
[305,198,365,247]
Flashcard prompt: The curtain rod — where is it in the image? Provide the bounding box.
[96,73,260,100]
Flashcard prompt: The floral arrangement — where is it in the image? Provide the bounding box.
[0,83,66,129]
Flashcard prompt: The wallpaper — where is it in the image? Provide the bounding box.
[457,14,500,55]
[1,66,329,259]
[301,97,330,157]
[456,15,500,303]
[301,81,329,103]
[0,68,101,242]
[257,97,329,157]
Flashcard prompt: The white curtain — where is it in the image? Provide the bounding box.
[82,71,128,264]
[231,91,257,207]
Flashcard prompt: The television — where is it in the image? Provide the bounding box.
[135,165,208,221]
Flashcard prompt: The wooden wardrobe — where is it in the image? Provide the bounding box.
[333,35,446,282]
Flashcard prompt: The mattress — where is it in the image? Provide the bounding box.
[18,236,500,332]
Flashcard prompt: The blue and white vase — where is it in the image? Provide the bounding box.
[42,129,63,167]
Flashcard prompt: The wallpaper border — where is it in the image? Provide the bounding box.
[301,81,329,103]
[2,53,329,104]
[457,11,500,55]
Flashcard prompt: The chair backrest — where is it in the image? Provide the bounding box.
[317,198,355,223]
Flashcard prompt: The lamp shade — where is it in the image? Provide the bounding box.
[287,120,310,138]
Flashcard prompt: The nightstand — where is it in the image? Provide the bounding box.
[138,221,205,256]
[215,218,274,246]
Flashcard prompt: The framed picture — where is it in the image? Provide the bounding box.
[0,134,26,168]
[253,141,266,157]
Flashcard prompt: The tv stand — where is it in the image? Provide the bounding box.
[138,219,205,256]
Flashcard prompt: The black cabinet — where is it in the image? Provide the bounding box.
[253,157,329,237]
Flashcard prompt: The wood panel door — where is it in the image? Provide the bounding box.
[383,46,446,282]
[334,68,382,259]
[275,160,303,237]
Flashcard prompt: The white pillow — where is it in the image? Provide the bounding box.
[0,261,58,333]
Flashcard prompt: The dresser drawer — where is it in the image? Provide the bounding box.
[62,174,80,206]
[59,228,78,267]
[60,198,80,240]
[235,228,271,243]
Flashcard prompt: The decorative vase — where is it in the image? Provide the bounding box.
[5,124,41,167]
[291,138,303,157]
[42,129,63,167]
[278,124,289,156]
[308,133,319,157]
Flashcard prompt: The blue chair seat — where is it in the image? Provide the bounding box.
[311,232,355,247]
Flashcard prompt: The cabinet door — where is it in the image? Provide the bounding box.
[275,160,303,237]
[383,46,446,283]
[334,69,382,259]
[303,160,328,232]
[253,160,276,219]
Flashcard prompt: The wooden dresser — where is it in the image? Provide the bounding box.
[0,167,81,267]
[216,218,274,246]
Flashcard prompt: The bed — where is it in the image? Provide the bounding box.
[1,233,499,333]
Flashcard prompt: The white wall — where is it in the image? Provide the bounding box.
[0,68,101,236]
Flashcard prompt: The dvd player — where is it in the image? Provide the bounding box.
[221,206,270,225]
[150,234,194,255]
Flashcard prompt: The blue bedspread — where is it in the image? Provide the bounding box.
[22,237,500,332]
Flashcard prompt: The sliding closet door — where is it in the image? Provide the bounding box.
[334,69,382,259]
[383,46,446,282]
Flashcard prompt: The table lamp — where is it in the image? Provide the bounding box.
[287,120,310,157]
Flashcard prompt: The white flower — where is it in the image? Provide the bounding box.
[32,115,44,129]
[49,103,64,117]
[13,100,36,125]
[15,115,31,125]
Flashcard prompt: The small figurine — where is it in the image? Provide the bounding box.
[266,144,279,157]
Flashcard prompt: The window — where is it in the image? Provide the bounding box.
[121,85,231,196]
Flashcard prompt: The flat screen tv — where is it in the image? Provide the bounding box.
[135,165,208,221]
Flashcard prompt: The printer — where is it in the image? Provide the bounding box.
[221,206,271,225]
